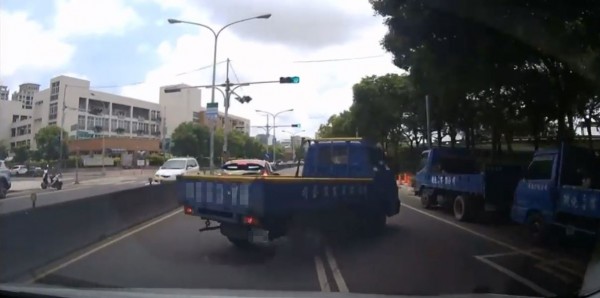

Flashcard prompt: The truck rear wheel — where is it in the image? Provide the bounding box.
[453,195,475,221]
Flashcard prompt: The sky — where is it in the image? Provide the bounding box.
[0,0,404,138]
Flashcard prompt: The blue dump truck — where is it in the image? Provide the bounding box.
[414,144,600,242]
[177,138,400,248]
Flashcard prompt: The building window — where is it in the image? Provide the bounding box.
[27,124,31,134]
[78,115,86,130]
[192,112,200,122]
[49,103,58,120]
[11,128,16,137]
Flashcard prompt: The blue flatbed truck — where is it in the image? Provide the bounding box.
[176,138,400,247]
[511,144,600,242]
[414,147,522,221]
[414,144,600,241]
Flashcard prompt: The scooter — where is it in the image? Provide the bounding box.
[41,169,63,190]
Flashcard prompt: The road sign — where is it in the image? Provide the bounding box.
[206,102,218,120]
[264,153,271,160]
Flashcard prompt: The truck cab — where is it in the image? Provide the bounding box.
[511,144,600,241]
[301,138,399,216]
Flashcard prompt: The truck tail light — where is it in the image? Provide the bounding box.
[243,215,259,226]
[183,205,193,215]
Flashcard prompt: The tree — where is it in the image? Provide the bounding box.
[0,143,7,160]
[370,0,600,146]
[35,126,68,161]
[317,111,356,138]
[171,122,210,159]
[13,146,29,163]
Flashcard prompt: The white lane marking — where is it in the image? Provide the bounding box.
[325,246,349,293]
[476,251,526,259]
[314,255,331,292]
[400,203,581,276]
[475,256,554,297]
[26,208,183,283]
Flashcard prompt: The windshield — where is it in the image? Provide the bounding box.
[2,1,600,298]
[161,160,186,169]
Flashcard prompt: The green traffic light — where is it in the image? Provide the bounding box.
[280,76,300,84]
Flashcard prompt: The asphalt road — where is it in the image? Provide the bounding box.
[20,185,593,297]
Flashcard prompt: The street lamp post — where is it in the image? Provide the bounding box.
[256,109,293,162]
[167,13,271,173]
[282,129,305,161]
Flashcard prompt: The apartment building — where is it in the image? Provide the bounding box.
[0,85,9,101]
[1,76,251,154]
[12,83,40,109]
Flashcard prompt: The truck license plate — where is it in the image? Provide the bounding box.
[250,228,269,243]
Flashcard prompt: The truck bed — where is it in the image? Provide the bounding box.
[178,175,374,223]
[559,186,600,219]
[421,165,522,208]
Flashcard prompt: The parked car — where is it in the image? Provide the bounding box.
[10,165,28,176]
[152,157,200,183]
[220,159,279,176]
[29,166,44,177]
[0,160,12,199]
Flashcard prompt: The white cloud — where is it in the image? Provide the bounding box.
[52,0,143,38]
[0,10,75,78]
[120,6,403,138]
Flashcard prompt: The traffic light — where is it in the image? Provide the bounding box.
[236,96,252,104]
[279,76,300,84]
[291,124,301,128]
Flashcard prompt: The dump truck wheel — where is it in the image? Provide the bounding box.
[453,195,474,222]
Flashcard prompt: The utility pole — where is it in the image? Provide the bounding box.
[426,95,432,149]
[223,58,231,162]
[265,115,270,157]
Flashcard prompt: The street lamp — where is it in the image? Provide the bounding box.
[282,129,305,161]
[167,13,271,173]
[255,108,293,162]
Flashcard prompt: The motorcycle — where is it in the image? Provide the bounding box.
[41,169,63,190]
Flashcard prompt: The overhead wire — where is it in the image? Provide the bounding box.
[90,60,227,89]
[89,54,387,90]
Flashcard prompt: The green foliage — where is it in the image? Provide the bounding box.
[367,0,600,151]
[13,146,30,163]
[0,143,8,160]
[148,154,166,166]
[171,122,267,165]
[35,126,68,160]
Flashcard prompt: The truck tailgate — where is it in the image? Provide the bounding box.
[178,176,375,222]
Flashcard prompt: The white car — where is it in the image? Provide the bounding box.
[10,165,28,176]
[152,157,200,183]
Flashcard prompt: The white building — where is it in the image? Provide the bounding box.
[12,83,40,109]
[1,75,251,152]
[0,100,33,148]
[0,85,9,101]
[159,84,251,136]
[158,84,203,139]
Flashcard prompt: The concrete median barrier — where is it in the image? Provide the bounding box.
[0,183,180,282]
